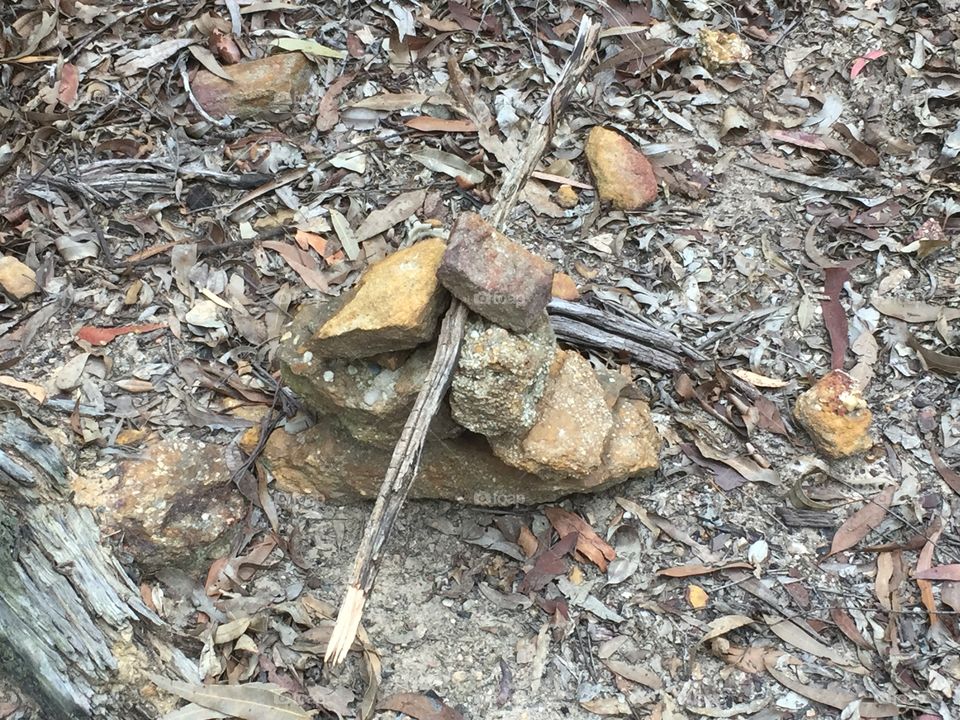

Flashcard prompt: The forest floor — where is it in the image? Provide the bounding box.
[1,1,960,718]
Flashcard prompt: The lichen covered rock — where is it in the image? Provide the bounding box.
[450,315,556,436]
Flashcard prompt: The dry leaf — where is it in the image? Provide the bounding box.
[75,322,166,346]
[829,484,896,556]
[405,116,477,133]
[763,656,899,716]
[262,240,331,292]
[701,615,754,642]
[930,446,960,497]
[354,190,425,242]
[544,506,616,571]
[916,516,944,628]
[871,297,960,323]
[730,368,788,388]
[377,692,464,720]
[149,675,311,720]
[0,375,46,402]
[657,562,752,578]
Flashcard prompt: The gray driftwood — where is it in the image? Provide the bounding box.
[0,413,195,719]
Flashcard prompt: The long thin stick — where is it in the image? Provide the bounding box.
[325,17,600,665]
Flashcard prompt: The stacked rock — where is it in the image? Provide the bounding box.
[268,213,661,506]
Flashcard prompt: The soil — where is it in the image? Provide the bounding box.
[1,1,959,718]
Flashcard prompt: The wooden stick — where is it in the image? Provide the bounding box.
[325,17,601,665]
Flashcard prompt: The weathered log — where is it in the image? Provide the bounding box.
[0,413,194,719]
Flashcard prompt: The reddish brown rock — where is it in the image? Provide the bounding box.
[191,52,315,120]
[306,238,449,358]
[438,212,554,332]
[585,126,658,211]
[794,370,873,458]
[72,437,246,570]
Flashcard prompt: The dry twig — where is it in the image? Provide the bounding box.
[325,16,602,665]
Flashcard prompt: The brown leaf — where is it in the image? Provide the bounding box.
[907,334,960,375]
[913,564,960,581]
[57,62,79,107]
[75,322,166,346]
[405,116,477,133]
[930,446,960,497]
[657,562,752,578]
[829,607,872,649]
[262,240,330,292]
[821,266,849,370]
[764,657,899,716]
[315,72,355,132]
[148,675,311,720]
[518,532,577,593]
[829,484,896,556]
[917,516,944,628]
[544,507,616,571]
[755,396,788,435]
[354,190,426,242]
[377,693,464,720]
[871,297,960,323]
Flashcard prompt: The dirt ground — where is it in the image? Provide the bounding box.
[2,0,960,718]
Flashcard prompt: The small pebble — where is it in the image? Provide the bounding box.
[322,370,334,382]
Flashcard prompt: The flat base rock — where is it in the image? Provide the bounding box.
[261,418,638,506]
[72,437,246,570]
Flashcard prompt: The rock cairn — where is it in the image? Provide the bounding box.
[268,212,661,506]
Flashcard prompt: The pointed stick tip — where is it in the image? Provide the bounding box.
[324,585,367,665]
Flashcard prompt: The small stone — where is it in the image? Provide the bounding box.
[438,212,554,332]
[551,272,580,301]
[450,315,556,436]
[191,52,315,120]
[310,238,449,358]
[0,256,37,299]
[491,350,613,479]
[794,369,873,458]
[71,437,246,570]
[554,184,579,208]
[585,126,658,211]
[696,29,752,71]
